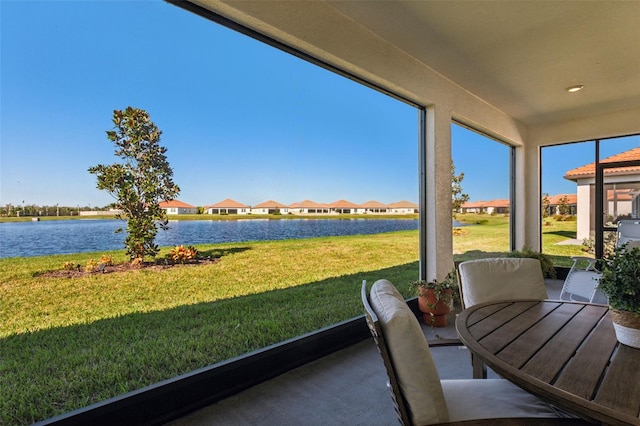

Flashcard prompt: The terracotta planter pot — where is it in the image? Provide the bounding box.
[418,288,452,327]
[610,308,640,349]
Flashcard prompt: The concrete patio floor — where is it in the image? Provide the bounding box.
[165,279,606,426]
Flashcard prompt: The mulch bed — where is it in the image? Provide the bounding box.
[37,257,220,279]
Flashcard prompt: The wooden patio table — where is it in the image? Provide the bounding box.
[456,300,640,426]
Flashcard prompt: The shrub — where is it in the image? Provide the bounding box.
[506,247,556,279]
[62,261,77,271]
[553,214,576,222]
[85,259,97,272]
[452,227,468,236]
[167,245,198,264]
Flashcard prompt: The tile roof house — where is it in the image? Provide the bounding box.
[460,199,509,214]
[564,147,640,239]
[251,200,290,215]
[159,199,197,215]
[327,199,360,214]
[288,200,330,215]
[387,200,418,214]
[545,194,578,216]
[204,198,250,215]
[359,200,389,214]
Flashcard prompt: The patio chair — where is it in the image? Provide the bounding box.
[361,279,585,426]
[457,258,548,378]
[616,219,640,249]
[558,257,601,303]
[457,258,548,309]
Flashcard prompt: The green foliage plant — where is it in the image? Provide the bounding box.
[506,247,557,279]
[598,244,640,315]
[451,162,469,214]
[411,270,458,309]
[88,107,180,262]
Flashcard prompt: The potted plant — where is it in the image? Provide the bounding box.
[597,244,640,348]
[412,271,456,327]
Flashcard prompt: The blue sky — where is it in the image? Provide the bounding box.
[1,1,638,208]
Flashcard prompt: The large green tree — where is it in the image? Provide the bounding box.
[89,107,180,261]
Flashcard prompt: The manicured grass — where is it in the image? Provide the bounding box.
[1,232,421,425]
[1,216,587,424]
[454,213,587,266]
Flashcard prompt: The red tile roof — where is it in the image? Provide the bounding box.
[159,199,195,208]
[360,200,388,208]
[461,199,509,208]
[253,200,289,208]
[205,198,249,209]
[387,200,418,209]
[564,147,640,180]
[607,189,634,201]
[290,199,328,208]
[328,199,360,208]
[547,194,577,205]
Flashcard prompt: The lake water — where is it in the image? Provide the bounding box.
[0,218,426,259]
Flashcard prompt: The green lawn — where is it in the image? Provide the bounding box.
[454,213,587,267]
[0,216,588,425]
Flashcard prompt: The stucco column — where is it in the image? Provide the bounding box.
[420,105,454,282]
[576,180,593,240]
[514,142,542,252]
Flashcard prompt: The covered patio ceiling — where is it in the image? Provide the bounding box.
[177,0,640,144]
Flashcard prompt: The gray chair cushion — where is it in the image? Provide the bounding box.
[458,258,548,307]
[370,279,449,425]
[442,379,562,421]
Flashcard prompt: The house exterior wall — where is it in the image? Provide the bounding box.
[572,173,640,240]
[206,208,249,214]
[164,206,197,215]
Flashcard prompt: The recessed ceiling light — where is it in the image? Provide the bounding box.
[566,85,584,93]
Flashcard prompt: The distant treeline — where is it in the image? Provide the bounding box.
[0,204,114,217]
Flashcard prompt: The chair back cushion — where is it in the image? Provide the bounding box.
[458,258,548,308]
[370,279,449,425]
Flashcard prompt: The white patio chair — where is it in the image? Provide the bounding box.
[559,257,601,303]
[361,279,582,426]
[616,219,640,249]
[457,258,548,378]
[457,258,548,309]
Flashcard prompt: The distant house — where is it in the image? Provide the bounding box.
[204,198,250,215]
[388,200,418,214]
[460,199,509,214]
[159,200,197,215]
[459,200,484,214]
[289,199,330,215]
[328,199,360,214]
[360,200,389,214]
[565,147,640,240]
[545,194,577,216]
[251,200,290,215]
